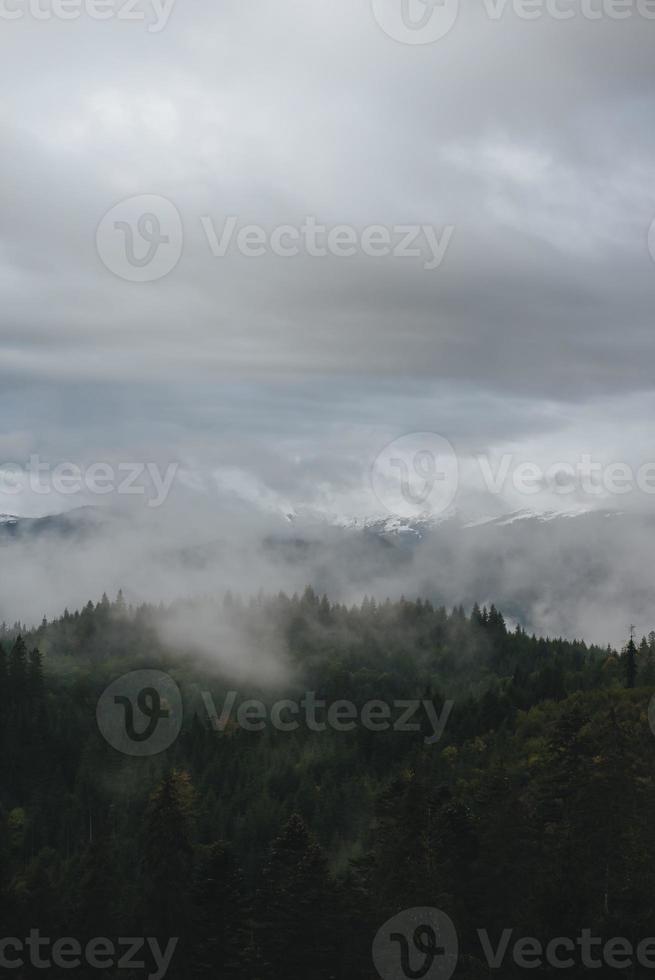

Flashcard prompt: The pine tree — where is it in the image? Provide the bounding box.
[623,631,638,689]
[142,770,195,957]
[0,644,7,704]
[256,814,339,980]
[8,636,28,700]
[75,832,122,941]
[27,649,44,700]
[192,842,252,978]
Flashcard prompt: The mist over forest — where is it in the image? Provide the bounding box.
[1,502,653,647]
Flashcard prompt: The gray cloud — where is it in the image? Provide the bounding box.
[2,2,654,394]
[2,0,655,636]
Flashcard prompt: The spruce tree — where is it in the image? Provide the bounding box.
[27,649,44,700]
[0,643,7,704]
[192,842,252,978]
[142,770,195,965]
[624,631,638,689]
[256,814,339,980]
[8,636,28,700]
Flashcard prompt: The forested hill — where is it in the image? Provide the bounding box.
[1,592,654,978]
[0,588,625,693]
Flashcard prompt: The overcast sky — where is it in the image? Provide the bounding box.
[2,0,655,521]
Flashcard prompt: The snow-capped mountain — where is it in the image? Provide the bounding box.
[0,503,652,646]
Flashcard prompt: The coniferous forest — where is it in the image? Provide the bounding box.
[2,590,655,978]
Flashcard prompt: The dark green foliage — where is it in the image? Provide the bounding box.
[1,591,653,978]
[255,814,341,979]
[191,841,252,978]
[624,633,639,689]
[142,770,195,943]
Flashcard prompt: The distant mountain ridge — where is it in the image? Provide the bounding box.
[0,507,107,539]
[0,504,651,646]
